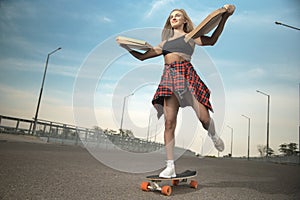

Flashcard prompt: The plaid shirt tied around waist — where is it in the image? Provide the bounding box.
[152,60,213,119]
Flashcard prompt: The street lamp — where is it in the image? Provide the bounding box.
[275,21,300,164]
[242,115,250,160]
[227,125,233,157]
[274,22,300,164]
[257,90,270,158]
[32,47,62,135]
[147,112,151,142]
[120,93,134,134]
[147,111,156,142]
[275,21,300,31]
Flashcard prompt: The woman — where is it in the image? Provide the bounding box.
[118,5,235,178]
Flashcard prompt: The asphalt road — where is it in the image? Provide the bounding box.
[0,135,299,200]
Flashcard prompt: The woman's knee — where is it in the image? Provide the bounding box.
[200,116,211,130]
[164,119,176,131]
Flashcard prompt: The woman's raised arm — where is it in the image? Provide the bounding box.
[119,44,162,61]
[194,4,235,46]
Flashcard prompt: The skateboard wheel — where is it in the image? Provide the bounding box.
[190,180,198,189]
[141,182,150,191]
[172,179,179,186]
[161,185,172,196]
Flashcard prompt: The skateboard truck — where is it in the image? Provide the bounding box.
[140,170,198,196]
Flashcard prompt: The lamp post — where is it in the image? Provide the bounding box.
[147,112,151,142]
[147,111,156,142]
[120,93,134,134]
[274,22,299,164]
[242,115,250,160]
[257,90,270,158]
[275,21,300,31]
[32,47,61,135]
[227,125,233,157]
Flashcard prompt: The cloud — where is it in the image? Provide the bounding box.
[0,1,37,20]
[0,84,37,118]
[0,83,75,124]
[0,57,77,78]
[229,8,292,31]
[99,16,113,23]
[145,0,175,18]
[246,67,265,79]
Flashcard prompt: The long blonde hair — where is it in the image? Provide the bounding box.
[161,9,194,41]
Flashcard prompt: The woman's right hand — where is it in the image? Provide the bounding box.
[118,43,131,52]
[116,38,130,51]
[223,4,235,16]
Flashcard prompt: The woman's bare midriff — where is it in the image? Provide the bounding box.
[164,53,188,64]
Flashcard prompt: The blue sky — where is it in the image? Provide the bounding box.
[0,0,299,157]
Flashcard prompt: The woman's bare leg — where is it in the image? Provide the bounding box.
[191,95,224,152]
[163,94,179,160]
[159,94,179,178]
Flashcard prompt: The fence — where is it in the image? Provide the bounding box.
[0,114,164,153]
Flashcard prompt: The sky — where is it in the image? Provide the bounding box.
[0,0,299,157]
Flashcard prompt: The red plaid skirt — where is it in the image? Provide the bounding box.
[152,60,213,119]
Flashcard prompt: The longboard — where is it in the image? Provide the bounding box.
[185,4,235,42]
[117,5,235,50]
[116,36,153,51]
[141,170,198,196]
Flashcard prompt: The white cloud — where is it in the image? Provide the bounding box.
[102,16,112,23]
[0,56,77,78]
[0,1,37,20]
[0,83,75,125]
[145,0,175,18]
[0,84,35,118]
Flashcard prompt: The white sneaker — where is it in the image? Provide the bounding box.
[159,161,176,178]
[209,134,224,152]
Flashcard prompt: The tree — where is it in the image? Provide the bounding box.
[279,142,298,156]
[279,143,289,155]
[104,129,117,135]
[257,145,274,157]
[257,145,266,157]
[288,143,298,155]
[123,129,134,138]
[266,147,274,156]
[93,126,103,132]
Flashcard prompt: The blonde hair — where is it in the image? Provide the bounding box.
[161,9,194,41]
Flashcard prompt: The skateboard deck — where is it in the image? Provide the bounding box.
[116,36,153,51]
[141,170,198,196]
[185,4,235,42]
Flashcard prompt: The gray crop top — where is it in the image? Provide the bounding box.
[162,35,194,56]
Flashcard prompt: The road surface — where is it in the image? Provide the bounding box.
[0,134,299,199]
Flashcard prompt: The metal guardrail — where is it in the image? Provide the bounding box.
[0,115,33,135]
[0,114,164,153]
